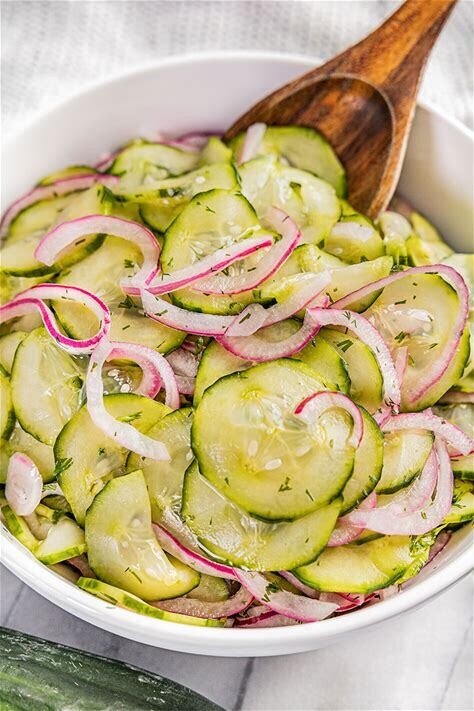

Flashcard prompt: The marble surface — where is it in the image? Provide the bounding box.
[1,2,473,709]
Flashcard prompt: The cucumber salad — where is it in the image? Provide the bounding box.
[1,125,473,629]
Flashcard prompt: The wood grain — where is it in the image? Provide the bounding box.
[225,0,458,219]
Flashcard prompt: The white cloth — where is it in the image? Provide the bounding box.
[2,0,473,138]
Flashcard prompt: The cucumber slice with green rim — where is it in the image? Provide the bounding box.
[77,577,224,627]
[406,235,453,266]
[199,137,233,165]
[376,429,435,494]
[324,213,384,264]
[6,195,73,244]
[85,470,199,600]
[239,156,341,244]
[127,163,239,233]
[340,408,384,514]
[35,516,86,564]
[319,327,383,413]
[186,574,229,602]
[192,359,355,520]
[110,141,200,189]
[55,237,185,354]
[378,210,412,266]
[126,407,194,529]
[1,503,39,551]
[0,423,55,484]
[10,327,83,445]
[35,502,63,523]
[450,454,474,480]
[0,373,15,440]
[0,185,115,276]
[364,273,470,410]
[193,325,350,405]
[410,212,444,243]
[54,393,169,525]
[161,189,265,315]
[0,331,26,374]
[182,461,341,570]
[230,125,346,197]
[295,533,432,593]
[36,165,98,186]
[55,393,170,525]
[445,480,474,524]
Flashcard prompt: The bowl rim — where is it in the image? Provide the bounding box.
[1,49,473,655]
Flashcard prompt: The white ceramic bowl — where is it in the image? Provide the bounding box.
[1,52,473,657]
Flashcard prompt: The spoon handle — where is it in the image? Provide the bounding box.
[322,0,457,109]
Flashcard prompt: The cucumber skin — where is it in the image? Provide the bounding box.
[0,626,223,710]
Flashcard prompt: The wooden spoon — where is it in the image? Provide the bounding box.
[225,0,458,219]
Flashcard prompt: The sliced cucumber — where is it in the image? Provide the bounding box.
[0,185,115,276]
[126,407,194,529]
[445,480,474,524]
[323,256,393,310]
[406,235,453,266]
[376,429,434,494]
[410,212,444,243]
[182,461,341,570]
[161,189,265,315]
[110,141,199,189]
[199,137,233,165]
[0,423,55,484]
[36,165,98,186]
[127,163,239,233]
[55,393,169,525]
[239,156,341,244]
[193,327,350,405]
[77,577,224,627]
[186,574,229,602]
[230,125,346,196]
[378,210,412,266]
[192,359,355,520]
[340,408,384,514]
[54,236,185,353]
[319,327,383,413]
[364,273,470,410]
[1,503,39,551]
[451,454,474,481]
[0,331,27,374]
[0,373,15,440]
[6,195,73,244]
[85,470,199,600]
[10,327,83,445]
[324,213,384,264]
[35,516,86,564]
[295,534,432,593]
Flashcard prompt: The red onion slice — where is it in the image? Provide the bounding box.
[439,390,474,405]
[134,235,273,296]
[235,610,297,628]
[295,391,364,447]
[34,215,160,289]
[278,572,319,598]
[166,348,199,378]
[332,265,470,408]
[2,284,110,355]
[0,174,119,238]
[68,554,96,579]
[218,310,320,362]
[374,347,408,426]
[343,438,452,535]
[238,123,267,164]
[5,452,42,516]
[327,492,377,547]
[85,339,171,460]
[234,570,339,623]
[382,411,474,457]
[141,288,234,336]
[225,271,331,338]
[153,524,237,580]
[151,585,253,619]
[192,206,301,295]
[176,131,222,149]
[106,341,179,404]
[308,307,401,413]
